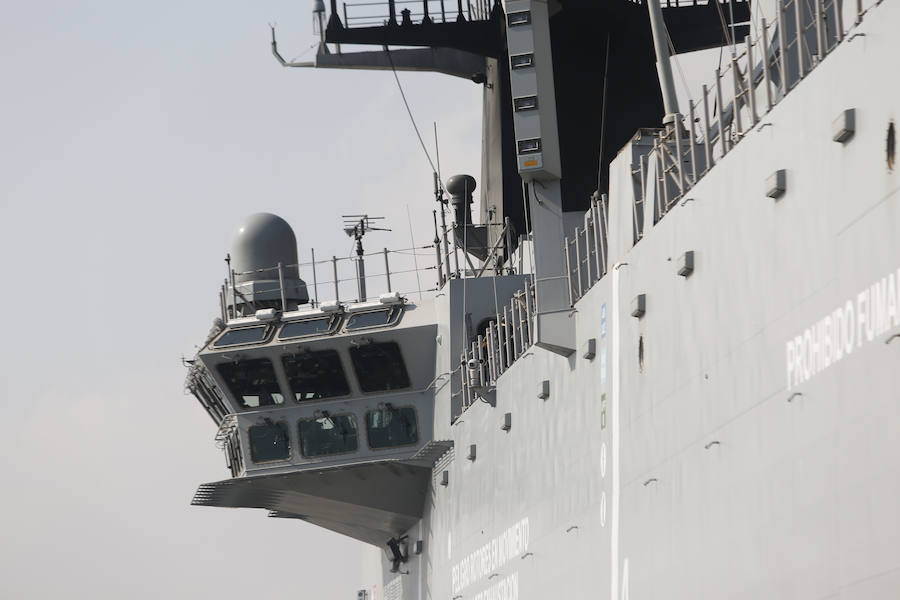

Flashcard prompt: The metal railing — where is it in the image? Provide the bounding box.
[185,360,245,476]
[627,0,749,7]
[219,244,439,320]
[217,226,520,321]
[564,193,610,306]
[338,0,495,28]
[458,282,535,410]
[185,360,230,425]
[214,415,244,477]
[565,0,873,305]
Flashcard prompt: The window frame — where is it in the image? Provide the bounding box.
[280,348,352,403]
[349,341,412,393]
[247,419,292,464]
[343,305,403,333]
[277,314,341,341]
[212,324,272,348]
[364,405,419,450]
[297,413,360,458]
[216,357,287,410]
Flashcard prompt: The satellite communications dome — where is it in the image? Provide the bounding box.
[227,213,309,316]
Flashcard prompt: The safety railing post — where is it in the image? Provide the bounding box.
[503,306,512,367]
[512,295,525,358]
[496,320,504,375]
[278,262,287,312]
[761,19,774,111]
[673,115,686,196]
[777,0,789,95]
[794,0,806,79]
[574,226,583,301]
[599,194,609,274]
[311,248,319,307]
[715,68,728,155]
[332,255,340,302]
[383,248,392,292]
[745,36,758,126]
[637,154,646,241]
[487,325,496,382]
[582,219,591,289]
[702,84,713,171]
[834,0,844,42]
[656,137,667,214]
[477,335,485,385]
[591,196,602,281]
[688,101,698,185]
[524,282,534,344]
[814,0,825,60]
[228,265,237,319]
[731,58,744,137]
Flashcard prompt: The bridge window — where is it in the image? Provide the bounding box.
[345,307,401,331]
[213,325,269,348]
[248,420,291,462]
[298,414,358,457]
[279,316,337,340]
[350,342,411,392]
[366,406,418,449]
[281,350,350,401]
[217,358,285,408]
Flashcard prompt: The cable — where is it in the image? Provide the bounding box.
[597,32,611,193]
[289,43,318,63]
[713,0,735,53]
[406,204,423,300]
[665,29,692,111]
[385,46,438,175]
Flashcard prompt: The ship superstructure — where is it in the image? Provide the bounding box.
[187,0,900,598]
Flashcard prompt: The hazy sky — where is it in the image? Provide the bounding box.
[0,0,744,596]
[0,1,480,597]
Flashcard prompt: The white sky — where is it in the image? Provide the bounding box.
[0,0,737,597]
[0,1,481,598]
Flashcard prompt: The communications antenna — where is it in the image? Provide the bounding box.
[343,215,391,302]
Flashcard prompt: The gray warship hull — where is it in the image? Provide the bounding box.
[187,0,900,598]
[363,2,900,598]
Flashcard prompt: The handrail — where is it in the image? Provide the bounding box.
[564,0,864,305]
[474,218,511,278]
[338,0,495,29]
[458,282,535,411]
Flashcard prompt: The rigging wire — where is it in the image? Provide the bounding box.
[290,42,318,63]
[406,204,423,300]
[433,122,444,188]
[713,0,735,54]
[385,46,438,175]
[664,29,693,119]
[597,32,612,193]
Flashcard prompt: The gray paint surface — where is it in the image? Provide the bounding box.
[187,0,900,598]
[356,1,900,597]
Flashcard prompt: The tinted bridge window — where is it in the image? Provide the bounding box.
[248,420,291,462]
[298,415,358,457]
[217,358,284,408]
[281,350,350,401]
[350,342,411,392]
[366,406,418,449]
